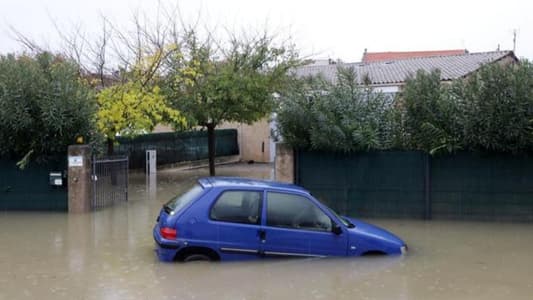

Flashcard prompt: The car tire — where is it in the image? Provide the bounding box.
[183,253,212,262]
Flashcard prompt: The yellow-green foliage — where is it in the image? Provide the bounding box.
[97,82,185,140]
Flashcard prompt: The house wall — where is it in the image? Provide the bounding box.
[219,118,273,163]
[372,85,400,93]
[153,124,173,133]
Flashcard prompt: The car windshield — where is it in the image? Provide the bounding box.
[311,194,354,228]
[327,207,354,227]
[164,184,204,213]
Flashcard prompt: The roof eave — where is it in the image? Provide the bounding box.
[460,51,518,79]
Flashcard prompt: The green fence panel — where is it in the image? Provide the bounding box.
[0,158,67,211]
[431,152,533,221]
[296,151,426,219]
[296,150,533,221]
[116,129,239,169]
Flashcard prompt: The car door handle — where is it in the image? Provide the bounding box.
[258,229,266,241]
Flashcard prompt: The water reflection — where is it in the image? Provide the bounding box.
[1,163,533,300]
[146,173,157,202]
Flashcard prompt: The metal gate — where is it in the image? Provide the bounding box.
[92,156,129,210]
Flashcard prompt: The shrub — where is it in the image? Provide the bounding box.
[458,62,533,153]
[0,52,96,163]
[401,69,465,154]
[277,67,397,152]
[278,61,533,155]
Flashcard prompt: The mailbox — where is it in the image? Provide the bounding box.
[146,149,157,174]
[49,172,63,186]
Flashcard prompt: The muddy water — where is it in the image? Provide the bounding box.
[1,163,533,300]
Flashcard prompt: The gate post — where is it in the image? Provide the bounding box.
[68,145,92,213]
[274,143,295,183]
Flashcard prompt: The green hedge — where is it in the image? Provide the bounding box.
[278,62,533,155]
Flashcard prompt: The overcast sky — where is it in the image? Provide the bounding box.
[1,0,532,62]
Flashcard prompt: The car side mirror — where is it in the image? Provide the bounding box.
[332,224,342,235]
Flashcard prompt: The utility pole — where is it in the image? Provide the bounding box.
[513,29,517,53]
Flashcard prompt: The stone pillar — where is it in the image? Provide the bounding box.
[274,143,295,183]
[68,145,92,213]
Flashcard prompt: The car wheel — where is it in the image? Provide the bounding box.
[183,253,212,262]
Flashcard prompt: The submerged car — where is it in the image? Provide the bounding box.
[153,177,407,262]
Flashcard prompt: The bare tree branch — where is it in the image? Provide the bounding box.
[8,26,43,53]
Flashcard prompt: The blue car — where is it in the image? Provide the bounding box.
[153,177,407,262]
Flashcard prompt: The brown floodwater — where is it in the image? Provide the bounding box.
[1,163,533,300]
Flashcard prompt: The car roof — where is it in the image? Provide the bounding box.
[198,177,309,194]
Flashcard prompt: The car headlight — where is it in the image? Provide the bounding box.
[400,245,408,255]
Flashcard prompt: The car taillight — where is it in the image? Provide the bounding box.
[160,227,177,239]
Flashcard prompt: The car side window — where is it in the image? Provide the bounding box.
[266,192,332,232]
[210,191,262,225]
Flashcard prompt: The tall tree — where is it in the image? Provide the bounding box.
[164,30,300,175]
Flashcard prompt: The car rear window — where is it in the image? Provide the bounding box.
[164,184,204,213]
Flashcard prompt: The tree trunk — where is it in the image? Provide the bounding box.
[107,137,114,156]
[207,124,216,176]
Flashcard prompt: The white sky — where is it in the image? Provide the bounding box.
[1,0,532,62]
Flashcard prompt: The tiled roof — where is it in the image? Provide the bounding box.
[362,49,468,63]
[294,51,516,86]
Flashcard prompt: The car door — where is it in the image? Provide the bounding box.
[209,189,263,260]
[261,190,348,257]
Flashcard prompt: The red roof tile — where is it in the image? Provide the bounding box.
[362,49,468,63]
